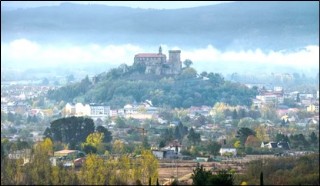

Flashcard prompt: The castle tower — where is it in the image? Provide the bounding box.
[158,46,162,54]
[168,50,182,74]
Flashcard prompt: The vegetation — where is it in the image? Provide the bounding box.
[44,116,95,148]
[238,153,319,185]
[47,63,258,109]
[1,138,158,185]
[191,163,234,185]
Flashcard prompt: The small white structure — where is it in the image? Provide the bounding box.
[152,149,177,159]
[219,148,237,156]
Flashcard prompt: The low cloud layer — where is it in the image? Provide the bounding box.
[1,39,319,75]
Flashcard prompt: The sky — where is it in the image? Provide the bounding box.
[1,1,232,10]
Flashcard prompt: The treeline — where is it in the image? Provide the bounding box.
[238,153,319,185]
[1,138,159,185]
[47,63,258,108]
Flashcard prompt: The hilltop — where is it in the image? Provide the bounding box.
[47,62,258,108]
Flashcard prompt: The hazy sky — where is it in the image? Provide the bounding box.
[1,1,232,10]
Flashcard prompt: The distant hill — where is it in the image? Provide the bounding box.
[1,1,318,51]
[47,64,258,108]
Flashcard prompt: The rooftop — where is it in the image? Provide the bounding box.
[135,53,166,58]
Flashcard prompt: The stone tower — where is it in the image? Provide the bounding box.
[168,50,182,74]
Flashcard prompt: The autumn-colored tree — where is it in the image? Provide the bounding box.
[118,155,132,184]
[80,154,107,185]
[1,158,24,185]
[234,140,241,148]
[51,165,78,185]
[210,102,229,123]
[133,150,158,185]
[255,125,269,142]
[105,157,120,185]
[245,135,261,148]
[82,132,105,154]
[112,139,125,154]
[25,138,53,185]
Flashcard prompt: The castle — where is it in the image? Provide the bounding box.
[133,46,182,75]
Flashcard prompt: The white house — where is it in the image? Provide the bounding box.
[219,148,237,156]
[152,149,177,159]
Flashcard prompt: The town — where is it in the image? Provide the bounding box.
[1,60,319,184]
[1,1,319,185]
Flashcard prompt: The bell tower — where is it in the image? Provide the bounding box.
[158,46,162,54]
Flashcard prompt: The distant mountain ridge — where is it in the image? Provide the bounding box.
[1,1,319,51]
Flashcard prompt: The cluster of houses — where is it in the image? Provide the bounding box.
[1,84,52,114]
[63,101,158,121]
[253,86,319,111]
[152,140,182,159]
[260,141,290,150]
[49,149,86,167]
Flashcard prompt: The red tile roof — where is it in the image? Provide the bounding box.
[135,53,166,58]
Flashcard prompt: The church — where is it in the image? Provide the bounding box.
[133,46,182,75]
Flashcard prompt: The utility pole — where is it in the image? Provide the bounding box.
[134,127,148,141]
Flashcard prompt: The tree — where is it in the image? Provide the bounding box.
[208,170,234,186]
[296,93,301,102]
[255,125,269,142]
[245,135,260,148]
[115,117,127,128]
[207,72,224,86]
[82,132,105,154]
[160,128,174,145]
[183,59,193,68]
[66,74,75,83]
[260,172,264,186]
[25,139,53,185]
[290,134,309,149]
[45,116,95,147]
[142,137,151,149]
[179,67,197,79]
[188,128,201,145]
[118,155,131,184]
[85,133,104,147]
[200,71,208,77]
[232,109,238,120]
[80,154,107,185]
[174,122,188,141]
[207,141,221,157]
[96,125,112,143]
[237,128,256,146]
[41,78,49,85]
[191,163,212,185]
[238,117,257,128]
[112,140,125,154]
[234,140,241,148]
[134,150,158,185]
[275,133,290,143]
[309,132,318,147]
[211,102,229,123]
[159,140,166,148]
[82,144,97,154]
[191,163,234,185]
[260,105,277,122]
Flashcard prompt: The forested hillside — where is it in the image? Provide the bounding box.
[47,64,258,108]
[2,1,318,50]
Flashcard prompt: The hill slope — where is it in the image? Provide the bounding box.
[47,65,258,108]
